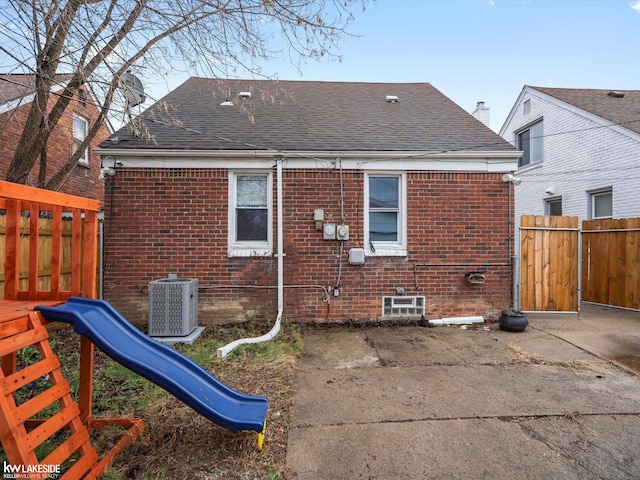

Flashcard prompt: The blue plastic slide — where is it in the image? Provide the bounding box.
[36,297,268,435]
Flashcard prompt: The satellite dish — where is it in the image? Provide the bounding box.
[118,71,146,108]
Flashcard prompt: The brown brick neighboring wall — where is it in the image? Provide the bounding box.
[103,168,512,324]
[0,90,108,203]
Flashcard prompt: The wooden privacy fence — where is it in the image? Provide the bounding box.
[520,215,640,312]
[0,216,78,298]
[0,183,99,300]
[582,217,640,310]
[520,215,579,312]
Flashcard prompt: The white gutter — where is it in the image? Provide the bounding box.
[217,158,284,358]
[95,148,521,160]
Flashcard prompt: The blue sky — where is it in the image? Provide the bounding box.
[144,0,640,133]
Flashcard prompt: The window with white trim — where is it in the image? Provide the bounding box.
[364,173,407,256]
[588,188,612,219]
[228,172,272,256]
[516,119,543,168]
[73,114,89,164]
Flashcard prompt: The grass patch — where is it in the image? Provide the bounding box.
[35,318,302,479]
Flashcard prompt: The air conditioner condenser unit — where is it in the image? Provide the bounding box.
[148,277,198,337]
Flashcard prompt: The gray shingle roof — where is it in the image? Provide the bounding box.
[531,86,640,135]
[0,73,74,105]
[102,78,514,153]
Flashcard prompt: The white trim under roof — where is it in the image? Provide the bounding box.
[0,80,70,114]
[95,149,520,172]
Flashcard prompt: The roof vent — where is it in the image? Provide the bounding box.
[238,91,252,99]
[607,91,625,98]
[385,95,399,103]
[220,99,234,106]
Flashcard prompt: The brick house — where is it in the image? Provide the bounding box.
[500,86,640,253]
[97,78,520,324]
[0,74,109,201]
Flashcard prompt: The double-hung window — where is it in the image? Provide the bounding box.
[228,172,272,256]
[516,119,543,168]
[365,173,407,256]
[73,114,89,165]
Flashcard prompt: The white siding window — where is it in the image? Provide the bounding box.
[364,172,407,257]
[545,197,562,216]
[73,114,89,164]
[588,188,612,219]
[228,172,272,257]
[517,119,543,168]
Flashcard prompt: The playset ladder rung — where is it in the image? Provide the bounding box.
[41,427,91,467]
[0,324,48,356]
[0,311,99,477]
[24,404,81,451]
[0,316,30,339]
[14,382,71,423]
[3,356,61,395]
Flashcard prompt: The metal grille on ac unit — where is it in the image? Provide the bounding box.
[148,277,198,337]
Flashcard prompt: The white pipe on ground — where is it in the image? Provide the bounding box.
[428,316,485,326]
[217,158,284,358]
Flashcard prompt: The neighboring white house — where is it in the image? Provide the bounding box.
[500,86,640,252]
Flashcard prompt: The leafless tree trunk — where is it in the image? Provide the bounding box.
[0,0,365,190]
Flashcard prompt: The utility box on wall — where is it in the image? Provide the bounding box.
[148,277,198,337]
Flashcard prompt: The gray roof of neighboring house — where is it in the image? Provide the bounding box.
[101,78,515,153]
[530,86,640,135]
[0,73,74,105]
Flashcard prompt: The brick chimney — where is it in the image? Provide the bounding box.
[472,100,490,128]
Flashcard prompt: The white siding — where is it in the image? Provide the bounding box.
[501,87,640,255]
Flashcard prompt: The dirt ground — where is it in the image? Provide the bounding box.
[33,304,640,479]
[47,321,298,479]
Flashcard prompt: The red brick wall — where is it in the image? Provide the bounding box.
[0,89,108,202]
[103,168,513,324]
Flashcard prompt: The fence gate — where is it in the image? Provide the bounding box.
[582,218,640,310]
[520,215,580,311]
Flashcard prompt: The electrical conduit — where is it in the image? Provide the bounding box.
[217,158,284,358]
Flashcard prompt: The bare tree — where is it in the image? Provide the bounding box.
[0,0,365,190]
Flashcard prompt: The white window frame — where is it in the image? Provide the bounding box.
[523,99,531,115]
[364,172,407,257]
[73,114,89,165]
[516,119,543,169]
[228,171,273,257]
[588,188,613,220]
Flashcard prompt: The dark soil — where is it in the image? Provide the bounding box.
[47,320,299,479]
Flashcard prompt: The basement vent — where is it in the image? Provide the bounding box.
[382,296,425,316]
[385,95,399,103]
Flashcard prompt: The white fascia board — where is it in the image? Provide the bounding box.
[0,94,34,114]
[499,85,528,138]
[96,148,520,172]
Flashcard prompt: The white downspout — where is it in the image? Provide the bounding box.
[217,158,284,358]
